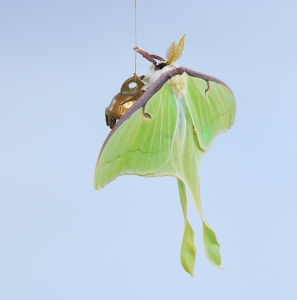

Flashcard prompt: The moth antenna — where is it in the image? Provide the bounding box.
[166,34,186,64]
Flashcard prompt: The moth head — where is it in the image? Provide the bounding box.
[134,34,186,70]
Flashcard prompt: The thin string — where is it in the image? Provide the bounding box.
[134,0,137,78]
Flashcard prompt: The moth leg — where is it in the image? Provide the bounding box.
[150,54,165,61]
[134,47,165,65]
[134,47,157,65]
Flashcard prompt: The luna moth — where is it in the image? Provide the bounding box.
[94,35,236,276]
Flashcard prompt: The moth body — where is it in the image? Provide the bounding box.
[142,64,176,90]
[95,35,236,276]
[143,64,187,100]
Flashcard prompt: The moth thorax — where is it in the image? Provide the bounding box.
[169,72,187,100]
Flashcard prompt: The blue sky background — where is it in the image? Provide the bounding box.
[1,0,297,299]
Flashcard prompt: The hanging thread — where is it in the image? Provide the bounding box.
[134,0,137,78]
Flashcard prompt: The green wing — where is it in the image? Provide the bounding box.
[94,82,179,189]
[94,69,236,276]
[186,76,235,150]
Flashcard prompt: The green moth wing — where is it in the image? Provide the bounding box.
[184,67,235,150]
[94,81,179,189]
[94,67,236,276]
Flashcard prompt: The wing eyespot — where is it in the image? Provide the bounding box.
[143,112,152,120]
[142,106,152,120]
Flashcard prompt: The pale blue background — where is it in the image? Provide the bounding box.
[1,0,297,299]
